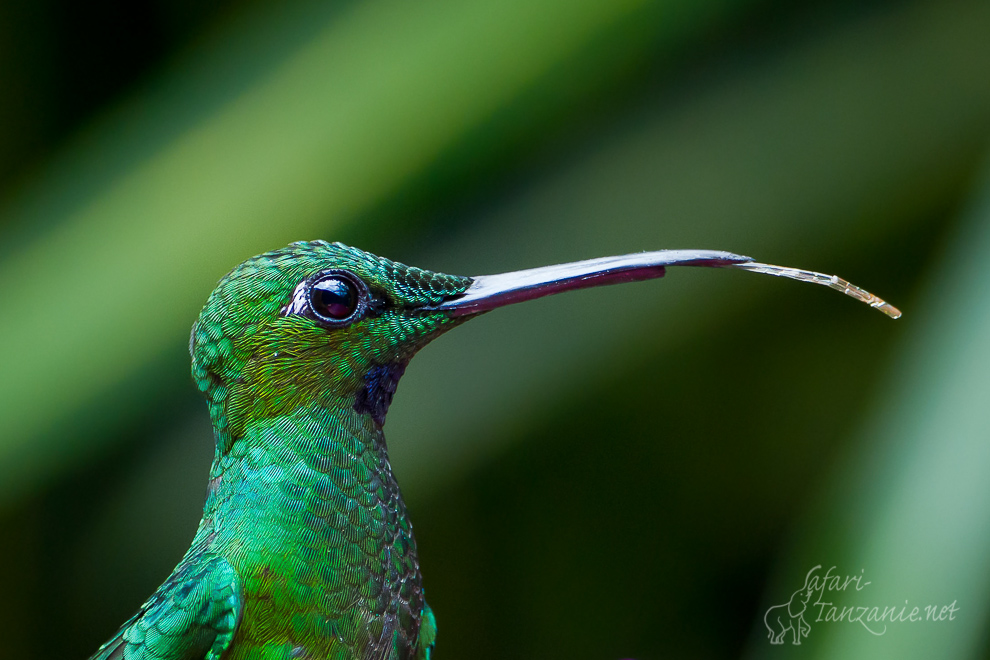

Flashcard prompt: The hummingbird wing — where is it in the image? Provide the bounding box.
[89,554,242,660]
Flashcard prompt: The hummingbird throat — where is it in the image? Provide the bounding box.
[354,361,408,426]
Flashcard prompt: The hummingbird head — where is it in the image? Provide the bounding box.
[191,239,896,452]
[190,240,473,451]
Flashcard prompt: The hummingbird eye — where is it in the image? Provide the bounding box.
[307,272,365,325]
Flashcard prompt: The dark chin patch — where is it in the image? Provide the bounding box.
[354,362,407,426]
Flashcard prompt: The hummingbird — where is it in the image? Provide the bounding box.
[90,241,898,660]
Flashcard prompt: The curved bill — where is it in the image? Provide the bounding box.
[432,249,901,319]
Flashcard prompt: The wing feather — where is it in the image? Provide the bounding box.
[89,554,242,660]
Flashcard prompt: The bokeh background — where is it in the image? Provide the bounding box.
[1,0,989,658]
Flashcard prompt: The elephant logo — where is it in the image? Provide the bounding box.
[764,565,819,645]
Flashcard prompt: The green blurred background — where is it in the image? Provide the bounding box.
[1,0,989,658]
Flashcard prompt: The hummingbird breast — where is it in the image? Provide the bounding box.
[204,406,426,659]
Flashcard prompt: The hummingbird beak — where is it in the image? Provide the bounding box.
[433,249,901,319]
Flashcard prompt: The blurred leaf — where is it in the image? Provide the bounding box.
[747,160,990,659]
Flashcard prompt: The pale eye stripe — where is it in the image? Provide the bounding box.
[281,280,309,317]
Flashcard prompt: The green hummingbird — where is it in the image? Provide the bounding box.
[89,241,898,660]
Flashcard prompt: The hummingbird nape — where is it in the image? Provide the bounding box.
[89,241,898,660]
